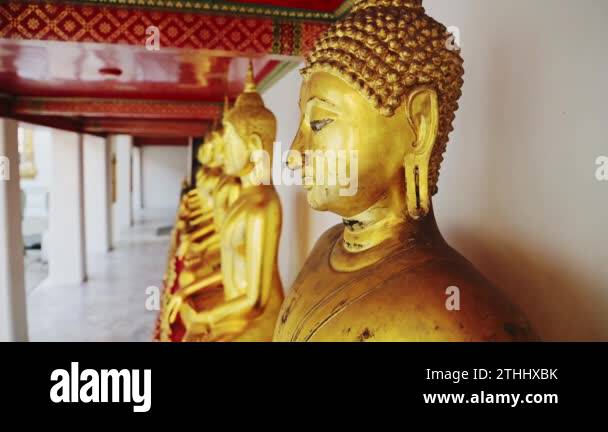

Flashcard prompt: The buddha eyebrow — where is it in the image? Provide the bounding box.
[305,97,339,114]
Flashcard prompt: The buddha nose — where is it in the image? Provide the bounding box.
[287,126,305,170]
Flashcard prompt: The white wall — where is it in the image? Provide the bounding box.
[425,0,608,341]
[264,0,608,341]
[141,146,187,211]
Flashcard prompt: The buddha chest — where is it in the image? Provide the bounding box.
[274,225,537,342]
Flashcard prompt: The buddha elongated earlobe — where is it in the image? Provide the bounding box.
[404,87,439,220]
[404,153,431,220]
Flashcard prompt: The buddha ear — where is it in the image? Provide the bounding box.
[404,87,439,220]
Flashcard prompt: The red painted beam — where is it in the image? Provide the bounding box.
[13,98,221,120]
[7,114,102,137]
[83,118,209,138]
[134,136,190,147]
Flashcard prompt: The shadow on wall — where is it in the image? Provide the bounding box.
[447,228,605,341]
[443,15,607,341]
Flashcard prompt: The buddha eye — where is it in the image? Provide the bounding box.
[309,118,334,133]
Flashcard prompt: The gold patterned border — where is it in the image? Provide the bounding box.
[49,0,354,22]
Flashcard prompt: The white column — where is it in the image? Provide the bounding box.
[132,145,143,221]
[186,137,193,182]
[84,135,112,254]
[0,119,28,341]
[48,130,87,285]
[113,135,133,241]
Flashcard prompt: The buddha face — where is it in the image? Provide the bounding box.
[210,131,225,168]
[223,120,261,177]
[198,138,214,166]
[195,169,204,189]
[290,71,417,218]
[199,132,225,169]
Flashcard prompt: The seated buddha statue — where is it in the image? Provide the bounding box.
[177,131,225,264]
[176,120,243,293]
[168,61,284,342]
[166,177,204,264]
[167,131,222,266]
[160,96,241,341]
[157,189,196,340]
[273,0,537,342]
[161,174,206,302]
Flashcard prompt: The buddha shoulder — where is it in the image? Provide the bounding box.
[277,225,537,342]
[224,187,281,221]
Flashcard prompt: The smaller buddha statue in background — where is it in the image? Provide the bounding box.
[178,99,242,274]
[168,62,284,342]
[156,171,200,340]
[156,121,227,340]
[157,128,225,341]
[176,129,226,269]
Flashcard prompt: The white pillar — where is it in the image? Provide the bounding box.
[48,130,87,285]
[0,119,28,341]
[113,135,133,241]
[132,145,143,220]
[186,137,193,182]
[84,135,112,254]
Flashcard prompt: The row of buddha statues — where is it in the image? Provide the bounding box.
[155,0,537,342]
[155,62,283,342]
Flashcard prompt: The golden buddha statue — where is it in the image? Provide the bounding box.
[273,0,537,342]
[156,136,212,340]
[167,61,284,342]
[172,100,242,293]
[168,131,220,261]
[177,130,226,268]
[161,177,205,298]
[158,131,227,341]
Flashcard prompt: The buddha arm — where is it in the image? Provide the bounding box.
[190,222,216,241]
[189,232,220,253]
[179,272,223,299]
[188,207,204,218]
[228,183,241,207]
[190,211,214,227]
[194,211,267,326]
[168,272,223,323]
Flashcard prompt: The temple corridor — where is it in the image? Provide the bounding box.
[27,209,171,342]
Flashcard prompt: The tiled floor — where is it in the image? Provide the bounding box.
[27,210,172,342]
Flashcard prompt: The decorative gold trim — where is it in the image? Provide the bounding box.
[58,0,353,22]
[334,0,355,17]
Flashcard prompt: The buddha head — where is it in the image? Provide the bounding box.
[197,96,231,171]
[198,132,214,167]
[289,0,464,220]
[223,61,277,178]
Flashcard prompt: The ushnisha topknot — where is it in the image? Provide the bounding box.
[224,60,277,152]
[302,0,464,195]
